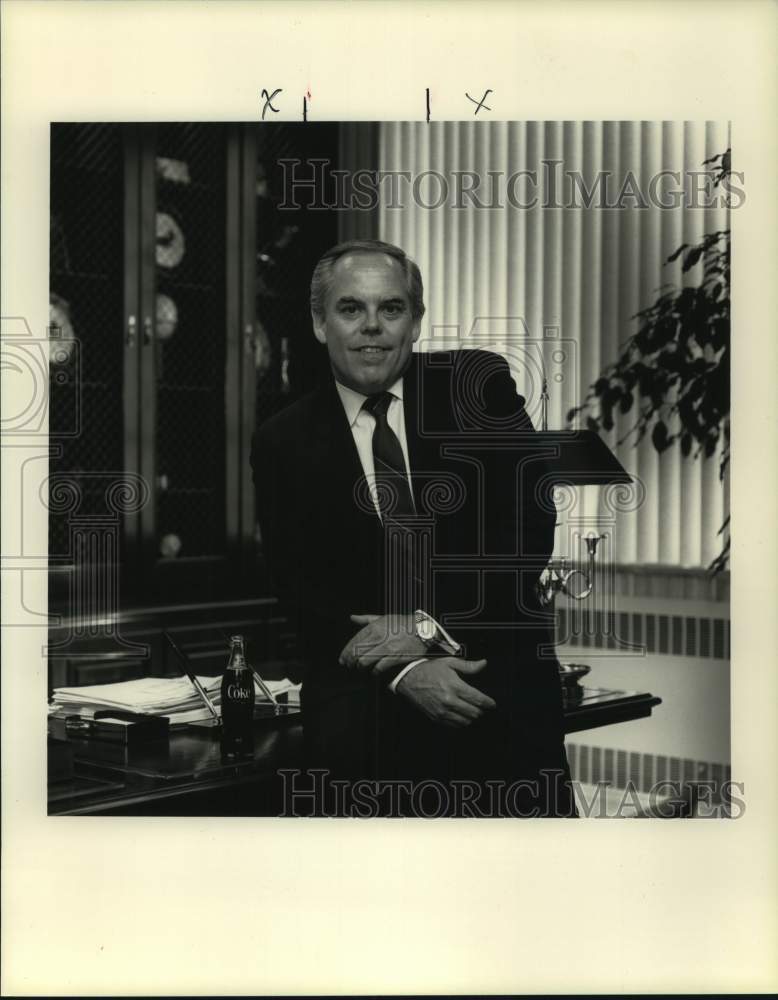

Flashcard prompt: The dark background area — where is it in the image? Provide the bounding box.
[48,122,345,611]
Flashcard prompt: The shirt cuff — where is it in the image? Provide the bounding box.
[389,658,428,694]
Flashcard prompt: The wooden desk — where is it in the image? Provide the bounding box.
[49,686,660,816]
[564,686,662,734]
[48,712,304,816]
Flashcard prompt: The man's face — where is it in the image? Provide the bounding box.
[312,251,421,395]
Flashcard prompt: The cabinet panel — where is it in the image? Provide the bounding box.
[49,125,126,557]
[49,123,249,606]
[146,124,229,564]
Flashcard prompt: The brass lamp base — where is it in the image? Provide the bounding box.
[558,662,592,705]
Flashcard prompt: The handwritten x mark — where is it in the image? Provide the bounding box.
[465,89,493,115]
[261,88,283,120]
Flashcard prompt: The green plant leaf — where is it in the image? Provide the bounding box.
[571,158,730,572]
[667,243,688,263]
[651,420,669,451]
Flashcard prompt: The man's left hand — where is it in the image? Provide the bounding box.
[340,613,426,674]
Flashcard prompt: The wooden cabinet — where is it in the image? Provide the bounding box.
[48,123,339,611]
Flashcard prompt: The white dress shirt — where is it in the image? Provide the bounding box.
[334,377,414,519]
[334,377,427,693]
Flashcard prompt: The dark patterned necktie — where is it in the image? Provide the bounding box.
[362,392,415,519]
[362,392,420,612]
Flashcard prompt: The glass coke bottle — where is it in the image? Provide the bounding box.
[220,635,255,758]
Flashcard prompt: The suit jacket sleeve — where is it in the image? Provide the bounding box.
[251,422,356,665]
[475,352,557,579]
[442,351,558,665]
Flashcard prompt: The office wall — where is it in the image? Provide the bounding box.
[567,650,730,762]
[562,586,731,789]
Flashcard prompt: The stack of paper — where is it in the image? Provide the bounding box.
[49,674,300,726]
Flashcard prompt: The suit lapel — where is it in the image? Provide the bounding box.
[403,352,449,514]
[402,352,423,493]
[310,377,382,534]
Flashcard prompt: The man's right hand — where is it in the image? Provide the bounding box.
[395,657,496,728]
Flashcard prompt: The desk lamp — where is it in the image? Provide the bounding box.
[533,376,632,703]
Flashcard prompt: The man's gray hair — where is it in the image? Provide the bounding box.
[310,239,426,321]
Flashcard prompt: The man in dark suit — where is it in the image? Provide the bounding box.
[251,239,575,817]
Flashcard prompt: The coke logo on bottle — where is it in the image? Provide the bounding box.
[227,684,252,700]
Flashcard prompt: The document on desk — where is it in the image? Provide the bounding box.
[49,675,300,726]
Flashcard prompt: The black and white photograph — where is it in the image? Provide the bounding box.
[2,1,776,996]
[42,119,733,820]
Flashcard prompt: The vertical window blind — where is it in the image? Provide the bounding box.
[372,121,729,570]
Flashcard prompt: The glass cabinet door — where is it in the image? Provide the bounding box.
[49,124,127,600]
[48,122,346,608]
[138,125,230,594]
